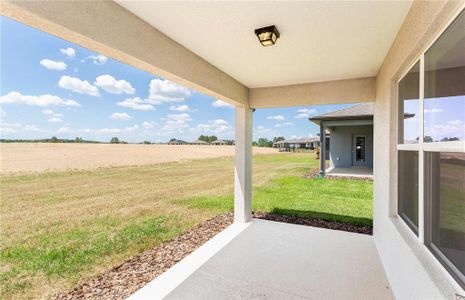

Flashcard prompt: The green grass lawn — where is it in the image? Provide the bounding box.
[182,169,373,226]
[0,153,373,299]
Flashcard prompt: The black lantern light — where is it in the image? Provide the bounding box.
[254,25,280,47]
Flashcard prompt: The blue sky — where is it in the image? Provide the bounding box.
[0,17,368,143]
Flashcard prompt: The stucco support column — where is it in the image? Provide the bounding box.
[320,123,326,176]
[234,106,253,223]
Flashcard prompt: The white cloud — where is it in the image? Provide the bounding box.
[58,75,99,96]
[298,108,317,114]
[89,54,108,65]
[142,121,158,129]
[0,107,6,118]
[275,122,293,128]
[169,105,191,112]
[95,75,135,94]
[42,109,63,117]
[448,119,462,126]
[267,115,285,121]
[0,91,80,107]
[110,112,132,121]
[1,122,42,134]
[212,100,233,108]
[426,120,465,140]
[295,108,317,119]
[124,124,140,132]
[117,97,154,111]
[58,126,122,135]
[254,126,278,139]
[192,119,231,136]
[42,109,63,122]
[147,79,192,104]
[424,108,443,113]
[48,117,63,123]
[165,113,191,122]
[60,47,76,58]
[40,59,67,71]
[157,113,192,135]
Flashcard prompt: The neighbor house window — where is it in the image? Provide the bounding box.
[397,9,465,290]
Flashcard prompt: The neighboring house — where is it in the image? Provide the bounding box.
[273,137,321,151]
[168,139,190,145]
[191,140,210,145]
[210,139,226,145]
[309,103,374,176]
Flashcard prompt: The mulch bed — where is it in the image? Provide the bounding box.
[325,174,373,181]
[305,168,373,181]
[253,211,373,235]
[55,212,372,299]
[54,213,233,300]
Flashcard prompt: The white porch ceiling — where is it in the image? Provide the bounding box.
[117,1,412,88]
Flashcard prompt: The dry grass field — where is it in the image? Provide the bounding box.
[0,143,278,174]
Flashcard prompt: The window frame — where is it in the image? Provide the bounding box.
[395,7,465,292]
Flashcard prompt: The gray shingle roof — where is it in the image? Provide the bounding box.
[276,137,320,144]
[310,103,373,121]
[192,140,209,144]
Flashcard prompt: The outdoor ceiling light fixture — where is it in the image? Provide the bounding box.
[254,25,280,47]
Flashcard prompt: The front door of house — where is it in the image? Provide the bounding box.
[352,135,367,166]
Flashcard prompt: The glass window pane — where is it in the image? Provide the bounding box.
[424,10,465,143]
[425,152,465,288]
[398,150,419,234]
[398,62,420,144]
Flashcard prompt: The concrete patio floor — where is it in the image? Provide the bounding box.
[130,219,393,300]
[326,166,373,178]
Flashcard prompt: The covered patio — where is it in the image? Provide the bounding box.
[3,1,464,299]
[327,166,373,179]
[130,219,392,300]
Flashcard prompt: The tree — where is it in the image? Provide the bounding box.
[198,135,218,143]
[110,137,120,144]
[50,136,58,143]
[258,138,272,147]
[169,138,176,143]
[75,137,83,143]
[143,140,151,144]
[273,136,285,143]
[424,136,434,143]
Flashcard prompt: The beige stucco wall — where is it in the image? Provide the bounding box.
[249,77,376,108]
[373,1,464,298]
[0,0,249,106]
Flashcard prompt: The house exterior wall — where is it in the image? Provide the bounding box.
[250,76,375,108]
[374,1,464,299]
[329,125,373,169]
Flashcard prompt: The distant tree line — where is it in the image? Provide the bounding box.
[252,136,285,147]
[0,137,101,143]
